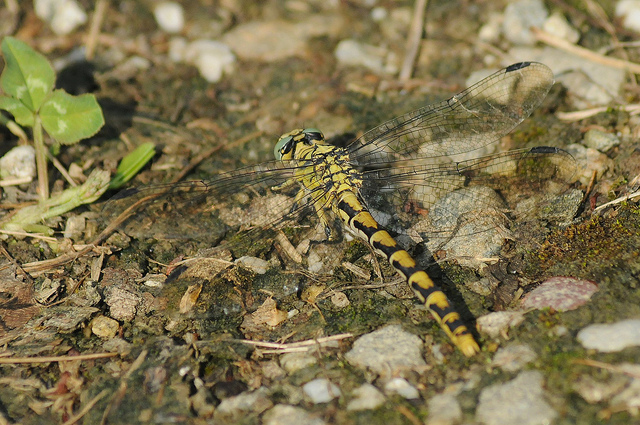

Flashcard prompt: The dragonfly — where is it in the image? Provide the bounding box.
[106,62,576,357]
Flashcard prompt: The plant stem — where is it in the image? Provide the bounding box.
[33,114,49,200]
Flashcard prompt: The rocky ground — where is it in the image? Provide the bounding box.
[1,1,640,424]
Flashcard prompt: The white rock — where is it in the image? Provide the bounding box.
[427,393,463,425]
[370,7,388,22]
[153,2,184,34]
[222,16,344,62]
[616,0,640,33]
[63,215,86,240]
[476,371,557,425]
[0,145,35,180]
[577,319,640,352]
[178,40,236,83]
[215,387,273,421]
[34,0,87,35]
[236,256,269,274]
[491,344,538,372]
[302,379,341,404]
[478,13,504,44]
[168,37,188,62]
[334,39,395,75]
[502,0,548,45]
[384,377,420,399]
[583,129,620,152]
[346,383,385,411]
[279,352,317,373]
[476,311,525,339]
[345,325,427,376]
[263,404,326,425]
[543,12,580,43]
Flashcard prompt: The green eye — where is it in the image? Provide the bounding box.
[303,128,323,140]
[274,135,293,160]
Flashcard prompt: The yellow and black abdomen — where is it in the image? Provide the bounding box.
[336,190,480,357]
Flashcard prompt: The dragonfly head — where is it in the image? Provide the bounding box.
[274,128,325,161]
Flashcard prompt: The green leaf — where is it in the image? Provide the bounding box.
[0,37,55,112]
[0,95,34,127]
[109,142,156,189]
[39,90,105,144]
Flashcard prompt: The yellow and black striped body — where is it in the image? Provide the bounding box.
[275,128,480,357]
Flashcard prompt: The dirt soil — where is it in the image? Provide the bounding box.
[1,1,640,424]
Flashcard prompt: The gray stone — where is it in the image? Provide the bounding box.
[502,0,548,45]
[384,377,420,400]
[215,387,273,422]
[583,129,620,152]
[491,344,538,372]
[263,405,326,425]
[476,371,557,425]
[302,379,341,404]
[577,319,640,352]
[427,393,463,425]
[346,383,385,411]
[345,325,426,376]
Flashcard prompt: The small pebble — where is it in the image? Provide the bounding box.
[0,146,35,180]
[185,40,236,83]
[103,286,142,321]
[222,16,344,62]
[577,319,640,352]
[476,371,557,425]
[302,379,341,404]
[91,315,119,338]
[616,0,640,33]
[63,215,86,240]
[153,2,184,33]
[565,143,614,186]
[370,7,387,22]
[384,377,420,400]
[491,344,538,372]
[426,393,463,425]
[263,404,326,425]
[478,13,504,43]
[573,374,630,404]
[502,0,548,45]
[102,337,132,355]
[330,291,350,308]
[521,277,598,312]
[214,387,273,422]
[170,39,236,83]
[334,39,390,74]
[346,384,385,411]
[542,12,579,43]
[583,129,620,152]
[609,376,640,415]
[279,352,317,374]
[345,325,427,376]
[476,311,525,339]
[34,0,87,35]
[236,256,269,274]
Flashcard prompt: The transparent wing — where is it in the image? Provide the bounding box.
[360,146,577,258]
[101,159,339,257]
[347,62,554,164]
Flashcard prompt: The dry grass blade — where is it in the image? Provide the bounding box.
[238,333,353,354]
[532,28,640,74]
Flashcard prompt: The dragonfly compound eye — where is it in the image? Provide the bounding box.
[302,128,324,143]
[274,135,295,160]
